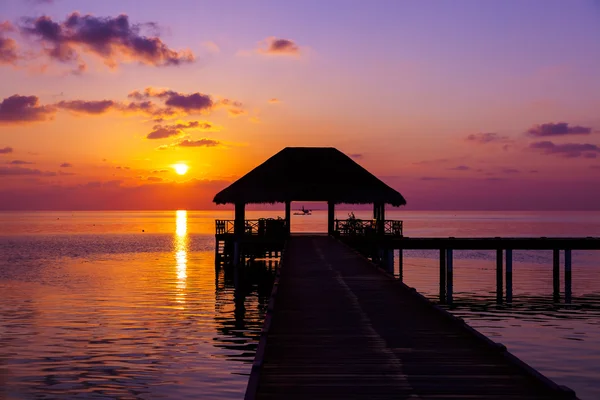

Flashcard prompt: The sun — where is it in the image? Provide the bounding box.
[173,163,189,175]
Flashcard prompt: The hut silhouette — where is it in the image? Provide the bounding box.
[213,147,406,264]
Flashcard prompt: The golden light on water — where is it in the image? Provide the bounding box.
[175,210,188,305]
[173,163,189,175]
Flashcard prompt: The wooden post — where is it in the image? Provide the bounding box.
[446,249,453,304]
[285,200,291,236]
[386,249,394,275]
[439,249,446,303]
[506,249,513,303]
[565,249,572,303]
[553,249,560,302]
[496,249,503,303]
[233,202,245,266]
[327,201,335,236]
[398,249,403,282]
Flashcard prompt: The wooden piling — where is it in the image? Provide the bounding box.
[565,249,572,303]
[506,249,513,303]
[397,249,403,282]
[439,249,446,303]
[496,249,503,303]
[446,248,453,304]
[386,249,394,275]
[553,249,560,302]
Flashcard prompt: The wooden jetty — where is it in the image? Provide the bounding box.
[211,147,598,399]
[246,236,578,399]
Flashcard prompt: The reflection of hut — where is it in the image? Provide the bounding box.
[214,147,406,264]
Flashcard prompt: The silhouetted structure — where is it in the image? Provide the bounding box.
[214,147,406,265]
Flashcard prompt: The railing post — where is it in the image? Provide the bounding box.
[565,249,572,303]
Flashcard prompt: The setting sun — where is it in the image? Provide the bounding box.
[173,164,189,175]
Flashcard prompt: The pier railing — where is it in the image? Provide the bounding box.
[334,219,403,237]
[215,219,287,237]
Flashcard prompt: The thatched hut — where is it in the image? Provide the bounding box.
[213,147,406,236]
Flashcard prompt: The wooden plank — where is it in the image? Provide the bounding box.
[248,236,578,400]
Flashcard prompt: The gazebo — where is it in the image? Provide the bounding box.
[213,147,406,258]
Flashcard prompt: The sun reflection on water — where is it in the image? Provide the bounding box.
[175,210,188,306]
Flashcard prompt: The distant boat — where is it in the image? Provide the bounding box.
[293,206,312,215]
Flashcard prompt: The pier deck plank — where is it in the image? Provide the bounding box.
[249,236,575,400]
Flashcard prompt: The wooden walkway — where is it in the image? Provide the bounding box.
[246,236,577,400]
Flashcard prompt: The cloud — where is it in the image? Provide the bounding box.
[529,141,600,158]
[146,120,216,139]
[590,166,600,170]
[151,169,169,173]
[448,165,470,171]
[501,168,520,174]
[177,138,220,147]
[0,95,56,123]
[0,166,55,176]
[56,100,115,114]
[60,162,72,167]
[348,153,363,159]
[130,88,212,111]
[19,12,194,70]
[268,98,280,104]
[0,147,13,154]
[526,122,592,137]
[420,176,448,181]
[465,132,512,144]
[0,34,18,65]
[129,88,244,117]
[201,41,220,53]
[7,160,34,165]
[145,176,163,182]
[257,37,300,56]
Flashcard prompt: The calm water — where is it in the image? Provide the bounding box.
[1,210,599,399]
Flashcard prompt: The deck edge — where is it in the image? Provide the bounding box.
[244,242,287,400]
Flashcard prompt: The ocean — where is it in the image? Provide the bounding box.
[0,210,599,399]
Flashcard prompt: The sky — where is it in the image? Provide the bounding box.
[1,0,600,210]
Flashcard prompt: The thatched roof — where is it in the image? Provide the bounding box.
[213,147,406,206]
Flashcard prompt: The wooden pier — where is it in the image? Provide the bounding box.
[246,236,578,399]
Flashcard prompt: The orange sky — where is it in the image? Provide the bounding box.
[2,1,600,210]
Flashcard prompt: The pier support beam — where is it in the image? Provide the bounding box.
[285,200,291,236]
[233,202,245,266]
[439,249,446,303]
[397,249,403,282]
[553,249,560,302]
[565,249,572,303]
[327,202,335,236]
[446,249,453,304]
[373,202,385,235]
[506,249,513,303]
[385,249,394,275]
[496,249,503,303]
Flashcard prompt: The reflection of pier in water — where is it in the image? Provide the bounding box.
[433,292,600,320]
[213,259,276,361]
